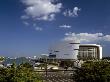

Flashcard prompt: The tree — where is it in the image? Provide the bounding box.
[73,60,110,82]
[0,57,5,61]
[0,63,42,82]
[59,61,74,68]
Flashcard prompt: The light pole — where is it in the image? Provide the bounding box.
[54,50,59,63]
[45,57,48,77]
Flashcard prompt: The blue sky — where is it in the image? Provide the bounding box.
[0,0,110,57]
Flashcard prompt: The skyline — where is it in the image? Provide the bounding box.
[0,0,110,57]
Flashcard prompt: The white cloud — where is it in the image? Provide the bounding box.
[64,32,110,43]
[37,14,55,21]
[103,35,110,41]
[21,15,29,19]
[63,7,81,17]
[59,24,71,29]
[33,23,36,27]
[23,21,29,26]
[33,23,43,31]
[21,0,62,21]
[35,27,43,31]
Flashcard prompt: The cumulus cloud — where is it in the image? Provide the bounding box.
[21,0,62,21]
[63,7,81,17]
[64,32,110,43]
[59,24,71,29]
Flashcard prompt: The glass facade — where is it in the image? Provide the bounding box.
[78,46,99,60]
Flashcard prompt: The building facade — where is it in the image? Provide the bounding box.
[49,41,102,60]
[49,40,80,60]
[78,44,102,60]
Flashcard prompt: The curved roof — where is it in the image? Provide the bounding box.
[79,44,102,47]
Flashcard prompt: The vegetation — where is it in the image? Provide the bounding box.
[59,61,74,69]
[0,63,42,82]
[73,60,110,82]
[103,57,110,60]
[0,57,5,61]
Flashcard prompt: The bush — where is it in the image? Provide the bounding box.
[73,60,110,82]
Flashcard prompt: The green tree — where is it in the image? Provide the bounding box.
[59,61,74,68]
[0,63,42,82]
[73,60,110,82]
[0,57,5,61]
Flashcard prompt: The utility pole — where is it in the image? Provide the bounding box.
[45,58,47,77]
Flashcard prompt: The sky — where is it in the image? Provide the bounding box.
[0,0,110,57]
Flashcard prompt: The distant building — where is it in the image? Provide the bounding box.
[49,40,102,60]
[41,54,49,59]
[3,57,34,67]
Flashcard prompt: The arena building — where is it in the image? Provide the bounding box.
[49,40,102,60]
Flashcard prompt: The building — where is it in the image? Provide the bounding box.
[49,40,102,60]
[3,57,34,67]
[78,44,102,60]
[49,40,80,60]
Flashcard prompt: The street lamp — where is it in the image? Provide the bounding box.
[54,50,59,62]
